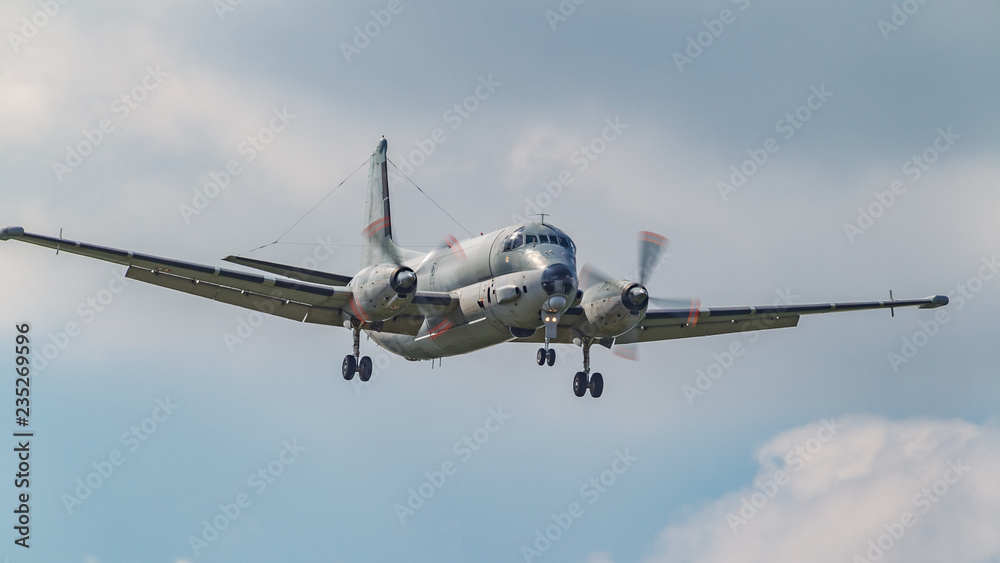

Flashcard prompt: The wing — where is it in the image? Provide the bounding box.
[2,227,356,325]
[617,296,949,344]
[513,295,948,345]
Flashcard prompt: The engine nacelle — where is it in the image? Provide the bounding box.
[579,280,648,338]
[347,263,417,322]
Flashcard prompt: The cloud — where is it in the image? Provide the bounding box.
[632,416,1000,563]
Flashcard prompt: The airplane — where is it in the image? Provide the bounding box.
[1,137,949,398]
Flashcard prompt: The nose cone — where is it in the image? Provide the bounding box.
[391,267,417,293]
[623,283,649,311]
[541,263,578,296]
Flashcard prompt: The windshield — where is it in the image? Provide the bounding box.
[501,225,576,254]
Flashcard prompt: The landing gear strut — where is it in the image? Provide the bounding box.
[342,322,373,382]
[572,339,603,398]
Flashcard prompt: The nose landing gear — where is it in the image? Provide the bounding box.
[536,310,561,367]
[536,347,556,366]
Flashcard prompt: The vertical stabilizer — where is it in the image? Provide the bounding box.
[362,137,401,267]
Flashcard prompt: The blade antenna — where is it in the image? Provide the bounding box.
[889,289,895,317]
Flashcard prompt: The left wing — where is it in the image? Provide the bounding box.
[615,296,948,344]
[515,295,948,345]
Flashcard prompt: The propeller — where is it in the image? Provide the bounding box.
[581,231,701,361]
[413,233,466,273]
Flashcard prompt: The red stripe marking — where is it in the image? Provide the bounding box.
[613,347,639,361]
[363,217,390,237]
[446,234,466,261]
[639,231,668,246]
[429,319,453,340]
[687,299,701,327]
[348,296,369,323]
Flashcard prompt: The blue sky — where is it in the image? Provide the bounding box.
[1,1,999,562]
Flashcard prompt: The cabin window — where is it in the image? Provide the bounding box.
[526,235,538,245]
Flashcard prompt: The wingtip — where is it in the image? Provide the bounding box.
[0,226,24,241]
[919,294,950,308]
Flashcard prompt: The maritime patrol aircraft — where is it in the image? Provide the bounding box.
[1,138,949,398]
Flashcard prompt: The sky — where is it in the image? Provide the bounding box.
[1,1,998,562]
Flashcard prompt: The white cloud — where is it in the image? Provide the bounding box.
[629,416,1000,563]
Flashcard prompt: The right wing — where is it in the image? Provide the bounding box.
[2,227,354,325]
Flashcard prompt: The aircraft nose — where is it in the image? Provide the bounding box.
[541,263,577,296]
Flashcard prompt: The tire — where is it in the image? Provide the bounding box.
[536,348,546,366]
[546,348,556,366]
[590,372,604,398]
[359,356,373,382]
[573,372,588,397]
[342,355,356,380]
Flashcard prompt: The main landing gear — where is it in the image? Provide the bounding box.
[532,336,603,398]
[572,339,603,399]
[342,323,373,382]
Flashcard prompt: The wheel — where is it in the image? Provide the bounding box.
[359,356,373,382]
[546,348,556,366]
[536,348,546,366]
[590,373,604,398]
[573,372,588,397]
[342,355,357,380]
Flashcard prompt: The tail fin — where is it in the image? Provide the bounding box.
[362,137,402,266]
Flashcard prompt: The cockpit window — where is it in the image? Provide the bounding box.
[502,225,576,254]
[502,229,526,251]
